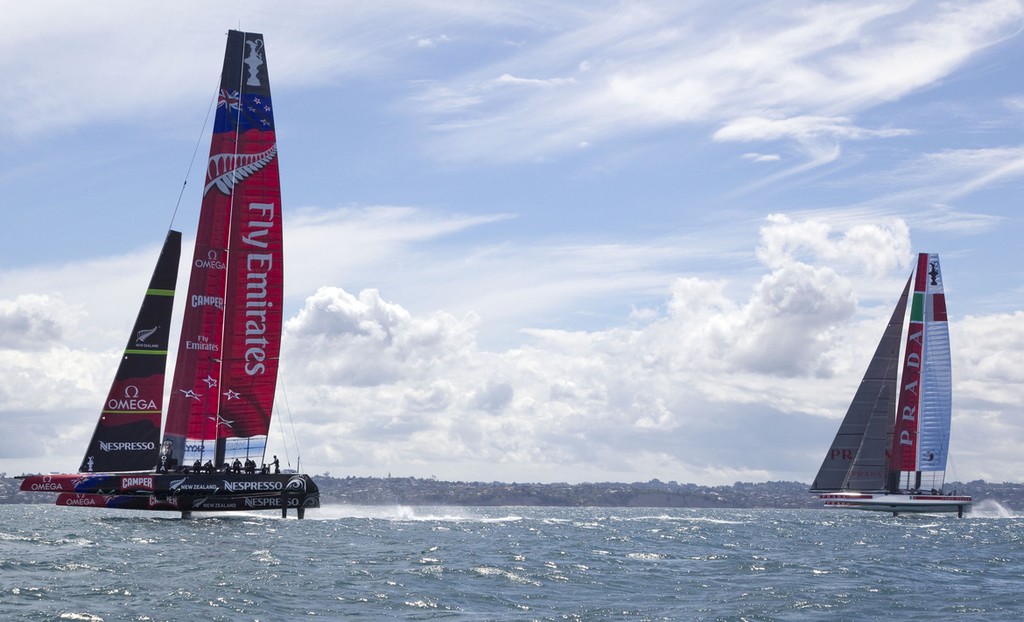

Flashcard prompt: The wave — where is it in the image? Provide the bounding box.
[308,504,523,523]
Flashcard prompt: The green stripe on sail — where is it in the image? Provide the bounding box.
[124,349,168,355]
[909,292,924,322]
[147,288,175,296]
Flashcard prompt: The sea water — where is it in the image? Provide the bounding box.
[1,502,1021,621]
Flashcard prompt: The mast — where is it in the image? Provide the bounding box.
[80,230,181,473]
[163,31,282,469]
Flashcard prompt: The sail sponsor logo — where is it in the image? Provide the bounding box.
[29,475,65,492]
[191,295,225,309]
[222,479,282,493]
[849,469,883,480]
[99,441,156,452]
[244,497,283,508]
[898,328,923,447]
[829,449,854,461]
[241,202,276,376]
[186,334,219,352]
[149,496,179,509]
[193,498,238,510]
[169,478,220,493]
[242,497,299,509]
[108,385,158,412]
[121,476,154,491]
[64,495,99,507]
[195,250,226,271]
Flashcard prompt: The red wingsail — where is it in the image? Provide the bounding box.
[889,253,928,475]
[163,31,282,468]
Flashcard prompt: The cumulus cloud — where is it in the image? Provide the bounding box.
[284,286,478,388]
[755,213,912,278]
[264,214,988,484]
[0,294,82,349]
[3,210,1022,483]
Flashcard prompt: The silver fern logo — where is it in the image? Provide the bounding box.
[135,325,159,343]
[204,144,278,196]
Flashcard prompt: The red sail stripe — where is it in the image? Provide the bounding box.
[889,253,929,477]
[932,293,947,322]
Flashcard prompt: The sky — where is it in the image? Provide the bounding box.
[1,0,1023,486]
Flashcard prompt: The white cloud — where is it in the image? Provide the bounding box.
[409,0,1022,163]
[0,294,81,349]
[950,311,1024,481]
[714,115,909,144]
[3,211,1022,483]
[413,34,452,48]
[756,213,910,278]
[269,213,1015,483]
[3,1,1018,171]
[284,286,478,388]
[494,73,576,87]
[743,153,781,163]
[945,150,1024,198]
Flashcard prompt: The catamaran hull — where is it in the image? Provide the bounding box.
[55,492,317,517]
[21,472,320,518]
[819,492,972,516]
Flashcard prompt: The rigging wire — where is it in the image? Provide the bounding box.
[275,363,303,471]
[167,87,218,231]
[948,453,963,493]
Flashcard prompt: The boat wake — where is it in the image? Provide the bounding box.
[310,504,523,523]
[970,499,1016,518]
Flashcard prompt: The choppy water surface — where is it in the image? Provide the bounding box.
[1,502,1021,620]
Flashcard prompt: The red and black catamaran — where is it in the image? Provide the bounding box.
[20,31,319,519]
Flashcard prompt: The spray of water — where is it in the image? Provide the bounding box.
[970,499,1015,518]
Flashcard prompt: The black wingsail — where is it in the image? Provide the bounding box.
[79,230,181,473]
[810,276,912,492]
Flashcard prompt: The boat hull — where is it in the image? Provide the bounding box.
[819,492,971,516]
[20,472,320,517]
